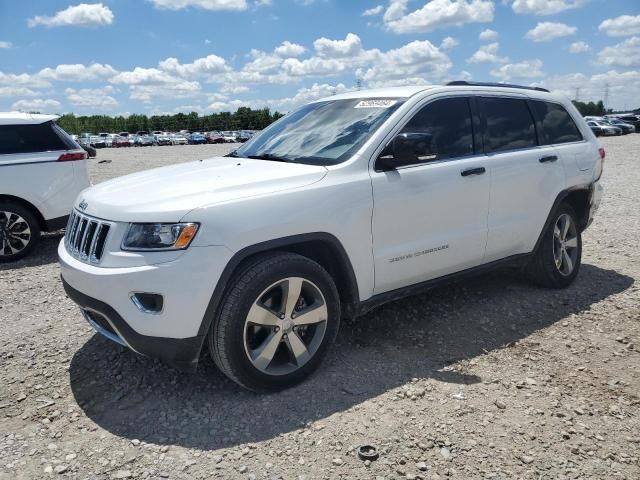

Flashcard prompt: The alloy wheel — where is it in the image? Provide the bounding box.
[553,213,578,276]
[243,277,328,375]
[0,211,31,257]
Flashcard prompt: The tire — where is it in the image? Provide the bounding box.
[0,201,41,263]
[208,252,341,392]
[526,203,582,288]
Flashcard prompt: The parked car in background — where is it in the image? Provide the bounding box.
[611,114,640,131]
[188,132,207,144]
[586,121,603,137]
[171,133,188,145]
[605,118,635,134]
[105,133,119,147]
[134,134,156,147]
[206,131,225,143]
[221,131,237,142]
[155,133,172,146]
[90,135,106,148]
[1,112,90,262]
[58,82,604,391]
[236,131,252,142]
[113,136,130,148]
[587,121,620,136]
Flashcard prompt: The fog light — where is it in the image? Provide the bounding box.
[130,293,164,314]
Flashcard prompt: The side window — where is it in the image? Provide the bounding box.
[0,121,69,155]
[401,97,473,160]
[480,97,537,153]
[530,101,583,144]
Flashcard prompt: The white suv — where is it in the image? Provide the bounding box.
[1,112,90,262]
[59,82,604,391]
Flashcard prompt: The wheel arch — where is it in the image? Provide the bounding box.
[196,232,360,339]
[0,194,47,231]
[533,185,592,254]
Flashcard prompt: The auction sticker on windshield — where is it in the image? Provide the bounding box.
[354,99,397,109]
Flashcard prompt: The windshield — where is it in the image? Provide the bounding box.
[234,98,404,166]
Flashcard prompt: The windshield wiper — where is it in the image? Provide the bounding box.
[247,153,291,163]
[225,150,239,157]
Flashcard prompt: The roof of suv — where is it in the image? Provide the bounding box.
[0,111,59,125]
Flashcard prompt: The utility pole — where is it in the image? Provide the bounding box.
[575,87,581,102]
[356,78,362,91]
[604,83,610,110]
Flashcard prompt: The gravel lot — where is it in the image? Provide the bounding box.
[1,138,638,480]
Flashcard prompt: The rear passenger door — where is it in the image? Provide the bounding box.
[479,96,565,262]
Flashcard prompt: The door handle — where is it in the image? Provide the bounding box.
[539,155,558,163]
[460,167,486,177]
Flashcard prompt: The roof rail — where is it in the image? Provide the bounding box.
[446,80,550,93]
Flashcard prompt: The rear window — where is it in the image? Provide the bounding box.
[0,121,75,155]
[480,97,537,153]
[529,101,583,145]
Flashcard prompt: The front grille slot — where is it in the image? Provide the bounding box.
[64,210,112,264]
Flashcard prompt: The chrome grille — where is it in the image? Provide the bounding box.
[64,210,111,264]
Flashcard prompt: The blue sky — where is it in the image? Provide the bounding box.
[1,0,639,114]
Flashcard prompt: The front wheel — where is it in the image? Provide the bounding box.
[0,201,41,263]
[526,203,582,288]
[208,252,340,392]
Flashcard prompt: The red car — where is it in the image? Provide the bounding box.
[206,132,225,144]
[113,136,131,148]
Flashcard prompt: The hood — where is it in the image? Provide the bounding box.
[76,157,328,222]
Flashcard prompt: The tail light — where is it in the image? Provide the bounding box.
[598,147,606,160]
[58,151,87,162]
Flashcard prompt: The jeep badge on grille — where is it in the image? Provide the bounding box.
[78,200,88,211]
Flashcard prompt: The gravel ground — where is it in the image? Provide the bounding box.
[1,138,638,480]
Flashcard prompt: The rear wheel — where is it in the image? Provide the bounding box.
[0,201,41,263]
[526,203,581,288]
[208,252,340,391]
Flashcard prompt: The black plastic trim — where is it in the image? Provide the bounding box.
[62,277,203,368]
[45,214,69,232]
[447,80,550,93]
[357,253,531,316]
[196,232,360,341]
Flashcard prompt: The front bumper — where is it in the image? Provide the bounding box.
[63,278,203,368]
[59,240,233,367]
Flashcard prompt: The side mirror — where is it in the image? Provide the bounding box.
[377,132,436,171]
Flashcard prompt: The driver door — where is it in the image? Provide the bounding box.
[370,96,491,294]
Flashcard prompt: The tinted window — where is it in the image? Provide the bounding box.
[530,101,583,144]
[480,97,537,152]
[400,97,473,160]
[0,122,71,155]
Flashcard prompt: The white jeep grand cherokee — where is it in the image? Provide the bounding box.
[59,82,604,391]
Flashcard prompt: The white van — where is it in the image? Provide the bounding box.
[0,112,90,262]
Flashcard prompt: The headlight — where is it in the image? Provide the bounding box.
[122,223,199,251]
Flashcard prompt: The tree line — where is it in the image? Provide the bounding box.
[56,107,285,134]
[571,100,609,117]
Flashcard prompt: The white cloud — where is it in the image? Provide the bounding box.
[148,0,248,10]
[526,22,576,42]
[467,42,509,64]
[12,98,61,111]
[597,36,640,69]
[314,33,363,58]
[38,63,117,81]
[65,87,118,108]
[440,36,459,50]
[28,3,114,28]
[0,72,50,89]
[0,87,38,97]
[599,15,640,38]
[220,85,250,94]
[383,0,494,34]
[274,41,306,57]
[158,54,230,77]
[532,70,640,110]
[490,59,544,80]
[568,41,590,54]
[362,5,384,16]
[0,41,12,49]
[207,99,247,111]
[479,29,498,41]
[509,0,585,15]
[359,40,452,83]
